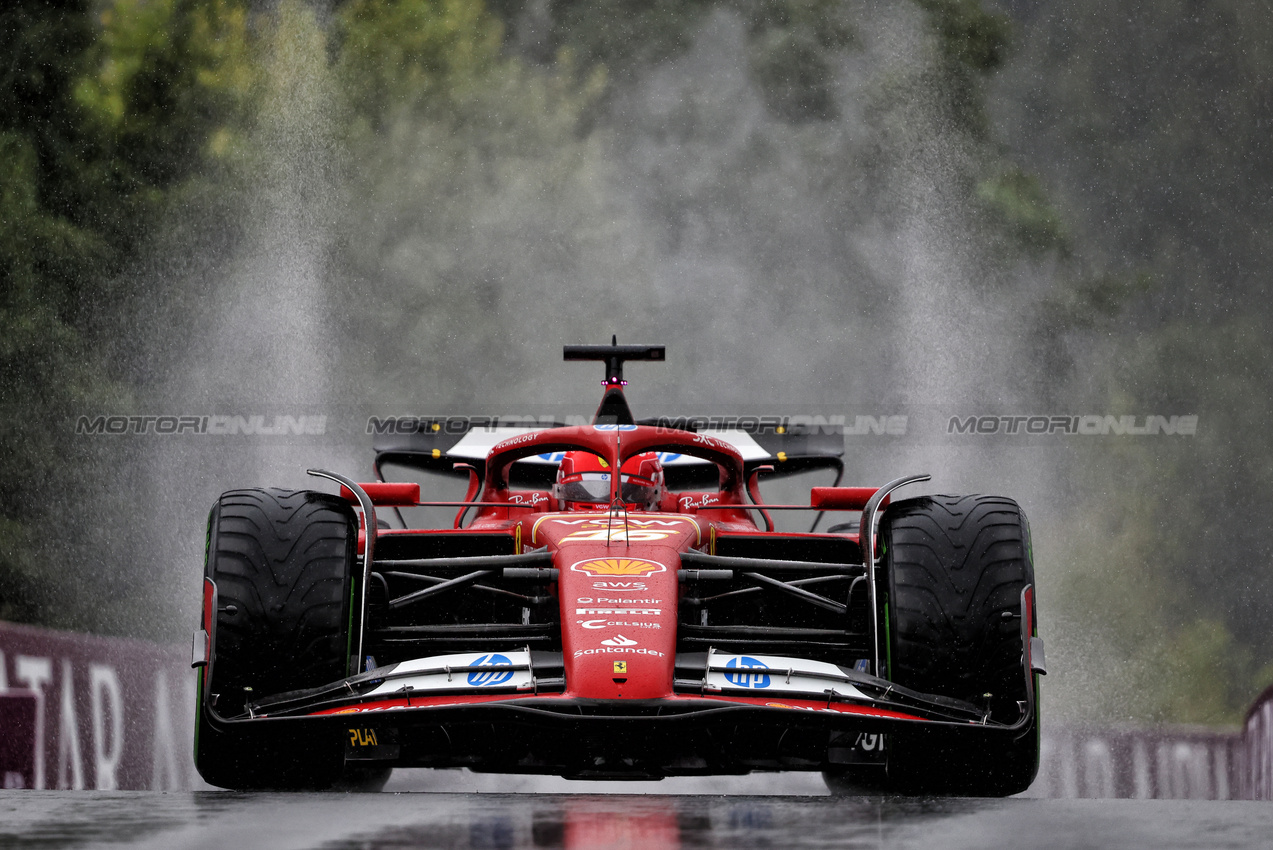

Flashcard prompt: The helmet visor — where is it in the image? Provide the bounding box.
[620,475,657,507]
[559,472,611,503]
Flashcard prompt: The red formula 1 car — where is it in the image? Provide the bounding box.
[193,343,1044,794]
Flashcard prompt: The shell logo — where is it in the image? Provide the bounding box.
[571,558,667,577]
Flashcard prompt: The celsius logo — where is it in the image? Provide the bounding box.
[467,654,514,687]
[601,634,638,647]
[724,656,770,689]
[571,558,667,577]
[579,619,662,630]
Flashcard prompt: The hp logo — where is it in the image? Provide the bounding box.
[724,656,770,689]
[467,654,515,687]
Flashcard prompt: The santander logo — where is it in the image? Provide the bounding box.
[600,634,639,647]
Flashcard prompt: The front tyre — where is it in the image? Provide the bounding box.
[195,488,358,790]
[880,494,1040,796]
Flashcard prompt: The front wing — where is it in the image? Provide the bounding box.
[201,649,1036,780]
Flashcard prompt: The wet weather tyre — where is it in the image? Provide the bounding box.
[880,494,1040,796]
[195,488,357,790]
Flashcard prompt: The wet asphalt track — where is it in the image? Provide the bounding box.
[3,776,1272,850]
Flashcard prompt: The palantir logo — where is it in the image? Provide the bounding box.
[724,656,771,689]
[467,654,515,687]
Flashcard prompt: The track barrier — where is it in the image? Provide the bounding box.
[0,621,195,790]
[1,619,1271,796]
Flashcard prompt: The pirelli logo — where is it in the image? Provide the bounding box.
[576,608,661,616]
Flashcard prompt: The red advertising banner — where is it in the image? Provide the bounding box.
[0,692,37,788]
[0,621,197,790]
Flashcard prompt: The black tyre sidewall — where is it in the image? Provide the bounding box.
[195,488,357,790]
[880,494,1040,796]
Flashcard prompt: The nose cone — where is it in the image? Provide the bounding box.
[531,510,702,699]
[559,547,680,699]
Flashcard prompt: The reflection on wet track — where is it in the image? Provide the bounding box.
[3,790,1271,850]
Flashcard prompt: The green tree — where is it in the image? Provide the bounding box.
[993,0,1273,722]
[0,0,254,631]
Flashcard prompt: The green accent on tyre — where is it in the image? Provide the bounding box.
[197,507,213,761]
[346,575,356,674]
[883,599,892,678]
[1023,514,1035,566]
[193,676,203,759]
[1035,674,1043,740]
[192,676,199,758]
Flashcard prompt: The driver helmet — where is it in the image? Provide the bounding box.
[555,451,664,510]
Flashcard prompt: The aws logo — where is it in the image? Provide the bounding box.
[570,558,667,577]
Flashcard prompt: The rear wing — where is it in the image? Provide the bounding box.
[372,417,844,489]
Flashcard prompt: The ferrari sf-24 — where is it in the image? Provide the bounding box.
[193,342,1044,794]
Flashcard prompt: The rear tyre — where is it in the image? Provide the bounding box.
[880,494,1040,796]
[195,488,358,790]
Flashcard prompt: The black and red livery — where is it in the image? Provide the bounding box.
[193,343,1044,794]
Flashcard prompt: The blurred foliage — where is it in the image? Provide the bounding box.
[74,0,254,187]
[1039,312,1273,724]
[908,0,1011,138]
[12,0,1261,735]
[993,0,1273,320]
[742,0,856,122]
[332,0,614,402]
[0,0,254,631]
[0,0,1068,629]
[975,166,1069,258]
[488,0,715,72]
[487,1,1004,128]
[336,0,504,125]
[915,0,1009,71]
[992,0,1273,722]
